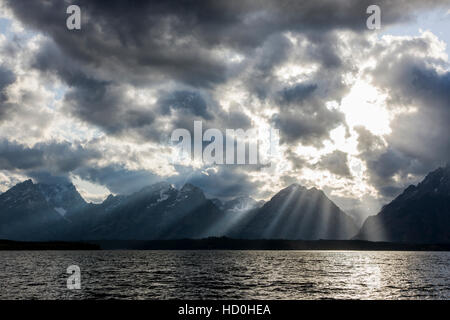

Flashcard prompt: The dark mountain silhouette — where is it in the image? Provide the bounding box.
[0,179,86,240]
[64,182,225,240]
[228,184,358,240]
[355,165,450,243]
[0,179,361,242]
[2,166,449,243]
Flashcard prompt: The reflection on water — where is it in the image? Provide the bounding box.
[0,251,448,299]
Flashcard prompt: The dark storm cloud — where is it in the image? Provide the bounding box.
[6,0,232,87]
[263,36,351,146]
[219,106,253,130]
[64,82,157,138]
[272,103,345,146]
[7,0,448,52]
[354,126,385,155]
[5,0,446,144]
[244,31,351,105]
[0,65,16,120]
[367,148,414,197]
[6,0,448,88]
[27,171,73,185]
[355,126,428,198]
[317,150,351,177]
[32,40,157,138]
[0,139,44,170]
[159,90,213,120]
[32,41,231,143]
[255,35,292,74]
[355,126,401,197]
[156,93,253,152]
[278,83,318,105]
[0,66,15,92]
[304,32,343,69]
[0,139,101,180]
[246,34,293,100]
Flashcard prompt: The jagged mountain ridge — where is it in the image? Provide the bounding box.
[2,165,449,243]
[355,165,450,243]
[1,179,358,241]
[0,179,86,240]
[83,182,224,240]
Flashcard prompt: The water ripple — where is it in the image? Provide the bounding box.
[0,250,449,299]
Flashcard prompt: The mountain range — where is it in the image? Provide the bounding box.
[0,165,449,243]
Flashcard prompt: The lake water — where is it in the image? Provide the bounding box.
[0,251,449,299]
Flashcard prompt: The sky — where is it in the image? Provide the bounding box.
[0,0,449,224]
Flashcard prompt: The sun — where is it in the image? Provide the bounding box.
[340,80,391,136]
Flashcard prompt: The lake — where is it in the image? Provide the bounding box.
[0,250,449,299]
